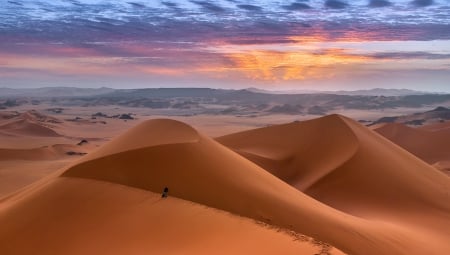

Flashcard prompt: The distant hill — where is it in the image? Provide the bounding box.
[1,87,449,116]
[0,87,115,98]
[370,106,450,126]
[245,87,431,96]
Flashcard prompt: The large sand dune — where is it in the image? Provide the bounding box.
[217,114,450,253]
[1,117,449,255]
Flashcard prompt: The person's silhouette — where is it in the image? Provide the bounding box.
[162,187,169,198]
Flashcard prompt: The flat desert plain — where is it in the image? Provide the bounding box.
[0,106,449,255]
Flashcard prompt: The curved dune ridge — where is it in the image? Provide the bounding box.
[0,119,61,137]
[375,122,450,165]
[217,115,360,191]
[218,115,450,217]
[74,118,200,163]
[217,114,450,253]
[0,111,61,137]
[1,117,450,255]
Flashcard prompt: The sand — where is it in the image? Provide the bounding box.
[0,110,109,196]
[375,122,450,174]
[0,113,449,255]
[0,178,346,255]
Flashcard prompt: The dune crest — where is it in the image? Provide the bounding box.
[0,110,61,137]
[0,119,60,137]
[73,118,199,163]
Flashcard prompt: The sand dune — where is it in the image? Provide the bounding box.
[0,144,91,161]
[0,110,61,137]
[0,159,73,198]
[419,121,450,132]
[217,116,359,191]
[375,122,450,165]
[218,114,450,252]
[0,141,96,197]
[1,117,450,254]
[0,119,60,137]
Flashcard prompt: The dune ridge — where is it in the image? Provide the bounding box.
[218,114,450,252]
[0,119,60,137]
[217,115,360,190]
[1,117,450,255]
[0,110,62,137]
[218,115,450,212]
[375,122,450,166]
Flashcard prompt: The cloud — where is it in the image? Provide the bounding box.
[161,2,177,8]
[236,4,262,11]
[411,0,433,7]
[190,1,225,12]
[282,2,312,10]
[370,51,450,60]
[369,0,392,7]
[1,0,450,52]
[7,1,23,6]
[127,2,146,8]
[325,0,348,9]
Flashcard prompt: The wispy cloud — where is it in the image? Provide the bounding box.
[325,0,348,9]
[281,2,312,10]
[411,0,434,7]
[236,4,262,11]
[368,0,392,7]
[190,1,225,12]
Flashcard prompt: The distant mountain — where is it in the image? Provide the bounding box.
[245,87,316,94]
[0,87,115,98]
[245,87,431,96]
[370,106,450,126]
[332,88,431,96]
[0,87,434,98]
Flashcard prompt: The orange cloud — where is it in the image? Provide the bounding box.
[225,49,369,81]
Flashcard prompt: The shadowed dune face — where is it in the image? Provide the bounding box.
[1,117,450,255]
[216,115,359,190]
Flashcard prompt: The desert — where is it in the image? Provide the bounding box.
[0,90,449,254]
[2,0,450,253]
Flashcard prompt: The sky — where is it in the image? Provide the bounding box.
[1,0,450,92]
